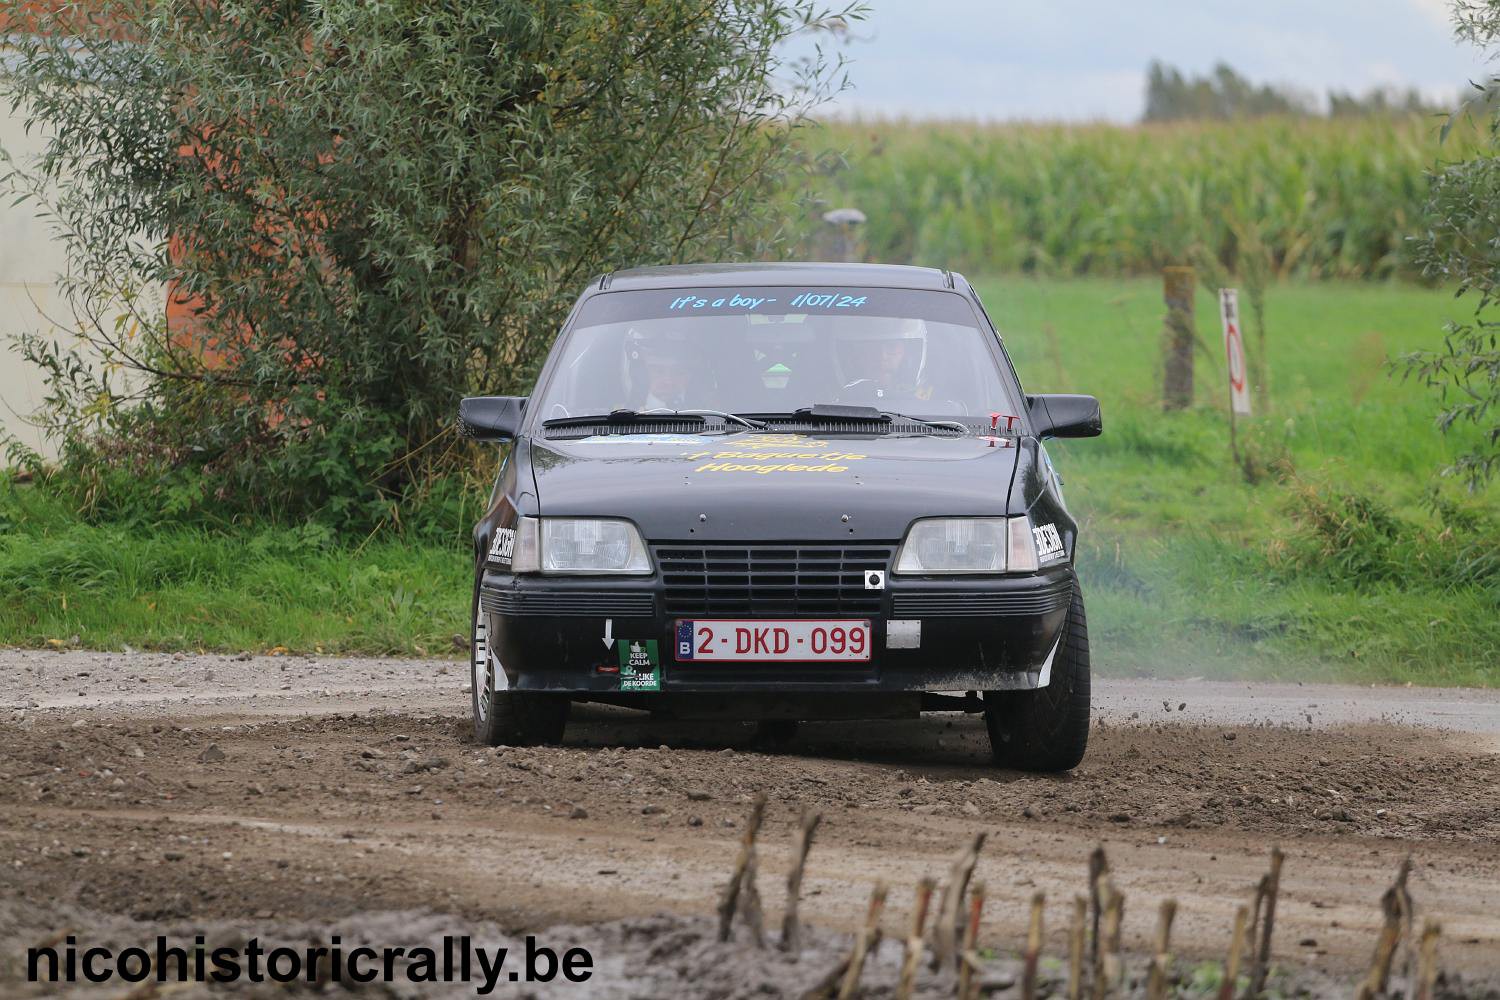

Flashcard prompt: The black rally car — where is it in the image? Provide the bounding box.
[460,263,1101,771]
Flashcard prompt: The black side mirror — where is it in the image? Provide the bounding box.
[459,396,527,442]
[1027,393,1102,439]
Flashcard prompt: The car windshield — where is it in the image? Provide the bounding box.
[531,286,1021,425]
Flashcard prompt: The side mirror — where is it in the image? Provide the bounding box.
[1027,393,1102,439]
[459,396,527,442]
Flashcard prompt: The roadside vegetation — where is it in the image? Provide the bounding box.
[795,115,1478,279]
[980,277,1498,685]
[4,278,1494,684]
[0,481,469,656]
[0,0,861,527]
[1,5,1495,686]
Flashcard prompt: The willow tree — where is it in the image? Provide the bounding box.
[1404,0,1500,490]
[1,0,858,523]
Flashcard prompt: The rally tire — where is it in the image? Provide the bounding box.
[470,565,568,747]
[983,583,1090,772]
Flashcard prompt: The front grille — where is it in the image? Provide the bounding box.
[892,579,1071,617]
[481,589,655,617]
[655,542,896,616]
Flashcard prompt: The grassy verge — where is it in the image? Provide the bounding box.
[978,276,1498,686]
[0,484,468,657]
[2,278,1495,684]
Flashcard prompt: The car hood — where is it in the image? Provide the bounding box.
[528,431,1025,542]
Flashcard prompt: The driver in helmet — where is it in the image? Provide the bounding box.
[834,318,928,402]
[624,325,700,410]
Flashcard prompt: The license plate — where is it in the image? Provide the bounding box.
[675,619,872,662]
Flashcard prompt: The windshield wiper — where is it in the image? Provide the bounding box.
[794,403,889,423]
[541,408,765,430]
[644,408,766,429]
[783,403,969,434]
[882,412,970,433]
[542,408,705,429]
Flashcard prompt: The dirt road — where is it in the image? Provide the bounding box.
[3,649,1498,996]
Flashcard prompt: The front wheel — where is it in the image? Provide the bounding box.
[983,583,1090,772]
[470,566,568,746]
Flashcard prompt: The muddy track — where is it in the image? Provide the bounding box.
[2,650,1499,996]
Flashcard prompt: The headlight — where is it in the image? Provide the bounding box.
[521,517,652,575]
[894,517,1040,574]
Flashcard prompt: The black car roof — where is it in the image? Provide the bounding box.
[596,261,962,292]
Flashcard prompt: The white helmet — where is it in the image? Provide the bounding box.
[832,317,928,394]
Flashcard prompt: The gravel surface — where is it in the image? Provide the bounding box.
[3,648,1498,997]
[8,647,1500,733]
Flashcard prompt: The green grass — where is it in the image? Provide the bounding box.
[2,278,1496,685]
[0,485,469,656]
[977,276,1499,685]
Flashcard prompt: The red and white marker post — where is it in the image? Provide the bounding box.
[1219,289,1252,464]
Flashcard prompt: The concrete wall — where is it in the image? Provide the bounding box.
[0,98,71,458]
[1,98,155,461]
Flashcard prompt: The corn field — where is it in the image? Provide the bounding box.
[792,115,1486,280]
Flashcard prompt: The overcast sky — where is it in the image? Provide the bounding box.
[791,0,1492,122]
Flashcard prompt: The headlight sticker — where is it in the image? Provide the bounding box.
[1032,522,1066,563]
[488,527,516,565]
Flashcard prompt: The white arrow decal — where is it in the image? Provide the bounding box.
[602,618,614,649]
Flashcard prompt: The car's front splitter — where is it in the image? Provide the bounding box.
[479,568,1073,696]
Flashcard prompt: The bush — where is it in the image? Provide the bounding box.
[1,0,861,529]
[1277,481,1499,590]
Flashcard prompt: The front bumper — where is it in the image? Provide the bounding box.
[479,565,1073,696]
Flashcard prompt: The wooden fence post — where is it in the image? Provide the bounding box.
[1162,265,1196,410]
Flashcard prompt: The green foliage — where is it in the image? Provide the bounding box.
[1277,482,1498,589]
[982,276,1499,685]
[0,0,860,527]
[16,404,496,540]
[792,116,1478,281]
[1392,2,1500,490]
[0,478,467,655]
[3,277,1497,683]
